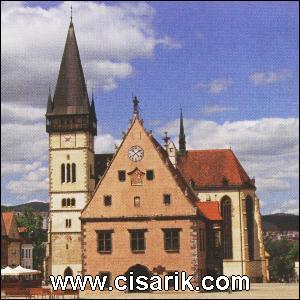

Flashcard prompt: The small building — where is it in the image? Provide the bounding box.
[1,213,9,267]
[18,227,34,269]
[2,212,22,267]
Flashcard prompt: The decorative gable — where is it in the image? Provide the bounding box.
[82,116,198,219]
[128,167,145,186]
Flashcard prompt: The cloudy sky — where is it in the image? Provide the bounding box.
[1,1,299,215]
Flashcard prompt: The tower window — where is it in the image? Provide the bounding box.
[104,195,112,207]
[66,164,71,182]
[164,194,171,205]
[62,198,66,207]
[146,170,154,180]
[72,163,76,182]
[65,219,72,228]
[118,170,126,182]
[61,164,65,183]
[71,198,75,207]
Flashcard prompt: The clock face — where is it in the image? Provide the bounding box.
[128,145,144,162]
[63,135,72,143]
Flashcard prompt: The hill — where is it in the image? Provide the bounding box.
[1,201,49,213]
[262,213,299,232]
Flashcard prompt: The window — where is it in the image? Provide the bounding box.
[61,164,65,183]
[72,163,76,182]
[65,219,71,228]
[221,196,233,259]
[21,249,24,258]
[134,196,140,208]
[66,164,71,182]
[97,231,113,253]
[104,195,112,206]
[118,170,126,182]
[146,170,154,180]
[163,229,180,252]
[163,194,171,205]
[129,230,146,252]
[246,196,254,260]
[99,272,111,289]
[199,229,206,252]
[62,198,66,207]
[71,198,75,207]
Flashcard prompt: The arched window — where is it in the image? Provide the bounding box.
[246,196,254,260]
[221,196,233,259]
[66,163,71,182]
[62,198,66,207]
[71,198,75,207]
[61,164,65,183]
[67,198,70,207]
[72,163,76,182]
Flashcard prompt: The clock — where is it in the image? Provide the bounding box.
[128,145,144,162]
[63,135,72,142]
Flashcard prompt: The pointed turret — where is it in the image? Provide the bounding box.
[51,20,89,115]
[46,87,53,114]
[179,108,186,154]
[90,91,97,135]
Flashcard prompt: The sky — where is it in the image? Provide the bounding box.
[1,1,299,215]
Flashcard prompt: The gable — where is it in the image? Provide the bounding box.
[82,117,197,219]
[2,212,20,239]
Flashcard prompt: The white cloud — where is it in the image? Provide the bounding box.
[1,1,180,106]
[249,69,292,86]
[159,117,299,193]
[95,134,121,154]
[201,105,237,114]
[271,199,299,215]
[1,161,42,176]
[5,166,49,196]
[196,78,233,94]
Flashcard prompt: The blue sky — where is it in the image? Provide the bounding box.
[1,1,299,214]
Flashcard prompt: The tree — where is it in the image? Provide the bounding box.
[265,239,299,282]
[17,206,47,270]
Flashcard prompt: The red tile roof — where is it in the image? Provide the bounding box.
[196,201,222,221]
[177,149,254,189]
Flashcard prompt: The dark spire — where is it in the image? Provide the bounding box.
[46,87,53,114]
[133,96,139,116]
[90,89,97,122]
[51,19,89,115]
[179,108,186,154]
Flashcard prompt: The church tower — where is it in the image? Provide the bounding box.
[45,19,97,277]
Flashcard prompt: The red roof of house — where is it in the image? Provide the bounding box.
[196,201,222,221]
[2,212,14,234]
[178,149,254,189]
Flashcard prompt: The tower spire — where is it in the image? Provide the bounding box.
[46,86,53,114]
[51,17,89,115]
[179,108,186,154]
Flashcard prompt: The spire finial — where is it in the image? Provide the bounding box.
[179,107,186,155]
[133,95,139,116]
[70,5,73,23]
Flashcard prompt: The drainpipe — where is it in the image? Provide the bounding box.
[238,189,244,275]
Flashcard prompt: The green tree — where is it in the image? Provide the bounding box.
[17,206,47,270]
[265,239,299,282]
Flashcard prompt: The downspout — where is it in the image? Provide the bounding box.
[239,189,244,275]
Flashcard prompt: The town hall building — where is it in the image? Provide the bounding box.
[45,19,268,285]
